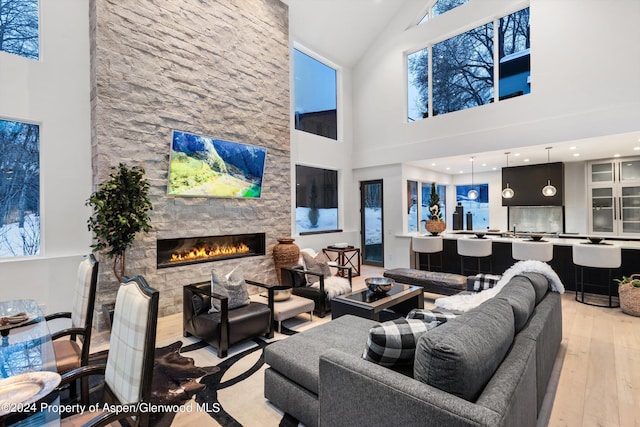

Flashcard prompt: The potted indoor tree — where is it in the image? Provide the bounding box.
[86,163,153,282]
[422,182,446,235]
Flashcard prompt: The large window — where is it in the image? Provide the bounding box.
[418,0,470,24]
[0,0,39,60]
[408,7,530,121]
[407,180,418,232]
[296,165,339,234]
[456,184,489,230]
[498,8,531,100]
[293,49,337,140]
[422,182,447,223]
[0,118,40,257]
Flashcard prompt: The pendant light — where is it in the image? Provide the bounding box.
[542,147,557,197]
[467,157,479,200]
[501,152,514,199]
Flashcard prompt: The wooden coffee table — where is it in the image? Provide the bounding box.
[331,283,424,321]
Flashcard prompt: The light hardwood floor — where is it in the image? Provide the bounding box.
[103,265,640,426]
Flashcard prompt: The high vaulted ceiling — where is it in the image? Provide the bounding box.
[284,0,413,67]
[284,0,640,173]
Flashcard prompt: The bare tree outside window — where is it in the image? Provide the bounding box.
[0,0,39,60]
[408,6,530,120]
[0,119,40,257]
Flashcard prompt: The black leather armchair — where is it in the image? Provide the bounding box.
[280,265,352,318]
[183,279,282,357]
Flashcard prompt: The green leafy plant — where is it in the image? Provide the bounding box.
[615,276,640,288]
[428,182,443,221]
[86,163,153,282]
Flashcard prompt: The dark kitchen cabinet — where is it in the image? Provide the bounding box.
[502,162,564,206]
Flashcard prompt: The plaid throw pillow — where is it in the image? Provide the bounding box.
[473,273,502,292]
[407,308,457,324]
[363,318,438,367]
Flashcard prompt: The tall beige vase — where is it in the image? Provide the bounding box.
[273,238,300,284]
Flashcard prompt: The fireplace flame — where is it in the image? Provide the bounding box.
[170,243,251,263]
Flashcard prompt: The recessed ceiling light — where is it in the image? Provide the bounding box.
[514,153,521,157]
[446,167,451,170]
[431,163,436,166]
[614,154,621,158]
[570,146,577,150]
[524,158,530,162]
[459,170,464,174]
[573,153,580,157]
[481,163,487,167]
[492,167,497,170]
[634,147,640,151]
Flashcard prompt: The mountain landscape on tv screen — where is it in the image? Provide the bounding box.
[168,131,267,198]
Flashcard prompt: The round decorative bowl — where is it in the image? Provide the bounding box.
[474,232,486,239]
[529,234,544,241]
[365,277,395,293]
[273,289,292,301]
[587,236,604,244]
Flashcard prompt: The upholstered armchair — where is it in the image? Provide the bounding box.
[280,248,352,318]
[183,277,283,358]
[57,276,159,427]
[45,254,98,404]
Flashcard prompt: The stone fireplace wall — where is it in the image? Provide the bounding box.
[90,0,290,327]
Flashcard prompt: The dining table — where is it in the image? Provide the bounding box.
[0,299,61,427]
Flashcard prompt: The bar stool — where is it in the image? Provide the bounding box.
[512,240,553,262]
[572,243,621,308]
[411,235,443,271]
[457,237,492,275]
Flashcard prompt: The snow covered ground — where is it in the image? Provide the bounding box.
[0,214,40,258]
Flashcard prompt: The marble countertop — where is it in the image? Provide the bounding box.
[400,231,640,250]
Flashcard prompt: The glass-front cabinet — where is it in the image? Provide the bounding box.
[588,158,640,235]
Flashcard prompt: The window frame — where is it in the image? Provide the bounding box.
[295,164,341,235]
[293,44,341,141]
[406,6,530,122]
[0,117,41,258]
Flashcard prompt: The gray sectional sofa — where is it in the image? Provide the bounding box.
[264,272,562,427]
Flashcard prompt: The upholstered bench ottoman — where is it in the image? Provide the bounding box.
[383,268,467,296]
[273,295,315,333]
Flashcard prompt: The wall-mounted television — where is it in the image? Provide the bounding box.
[168,130,267,198]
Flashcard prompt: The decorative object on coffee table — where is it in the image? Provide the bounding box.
[422,182,446,235]
[616,275,640,317]
[273,238,300,285]
[365,277,394,293]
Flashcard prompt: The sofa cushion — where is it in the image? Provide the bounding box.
[363,318,438,367]
[209,265,250,313]
[302,251,332,284]
[496,276,536,332]
[265,315,377,395]
[406,308,458,324]
[472,273,502,291]
[413,297,515,402]
[191,294,207,315]
[519,272,550,304]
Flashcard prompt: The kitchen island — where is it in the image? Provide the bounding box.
[409,231,640,295]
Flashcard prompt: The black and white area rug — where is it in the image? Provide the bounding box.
[74,319,324,427]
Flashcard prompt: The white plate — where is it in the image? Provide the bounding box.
[0,371,61,416]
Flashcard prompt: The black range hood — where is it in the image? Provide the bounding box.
[502,162,564,206]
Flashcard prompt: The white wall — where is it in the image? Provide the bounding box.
[0,0,91,312]
[352,0,640,168]
[291,43,360,251]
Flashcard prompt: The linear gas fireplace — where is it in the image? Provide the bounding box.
[157,233,266,269]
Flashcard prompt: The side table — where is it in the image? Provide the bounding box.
[323,246,361,277]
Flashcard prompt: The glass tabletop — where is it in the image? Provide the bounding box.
[342,284,416,304]
[0,300,55,379]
